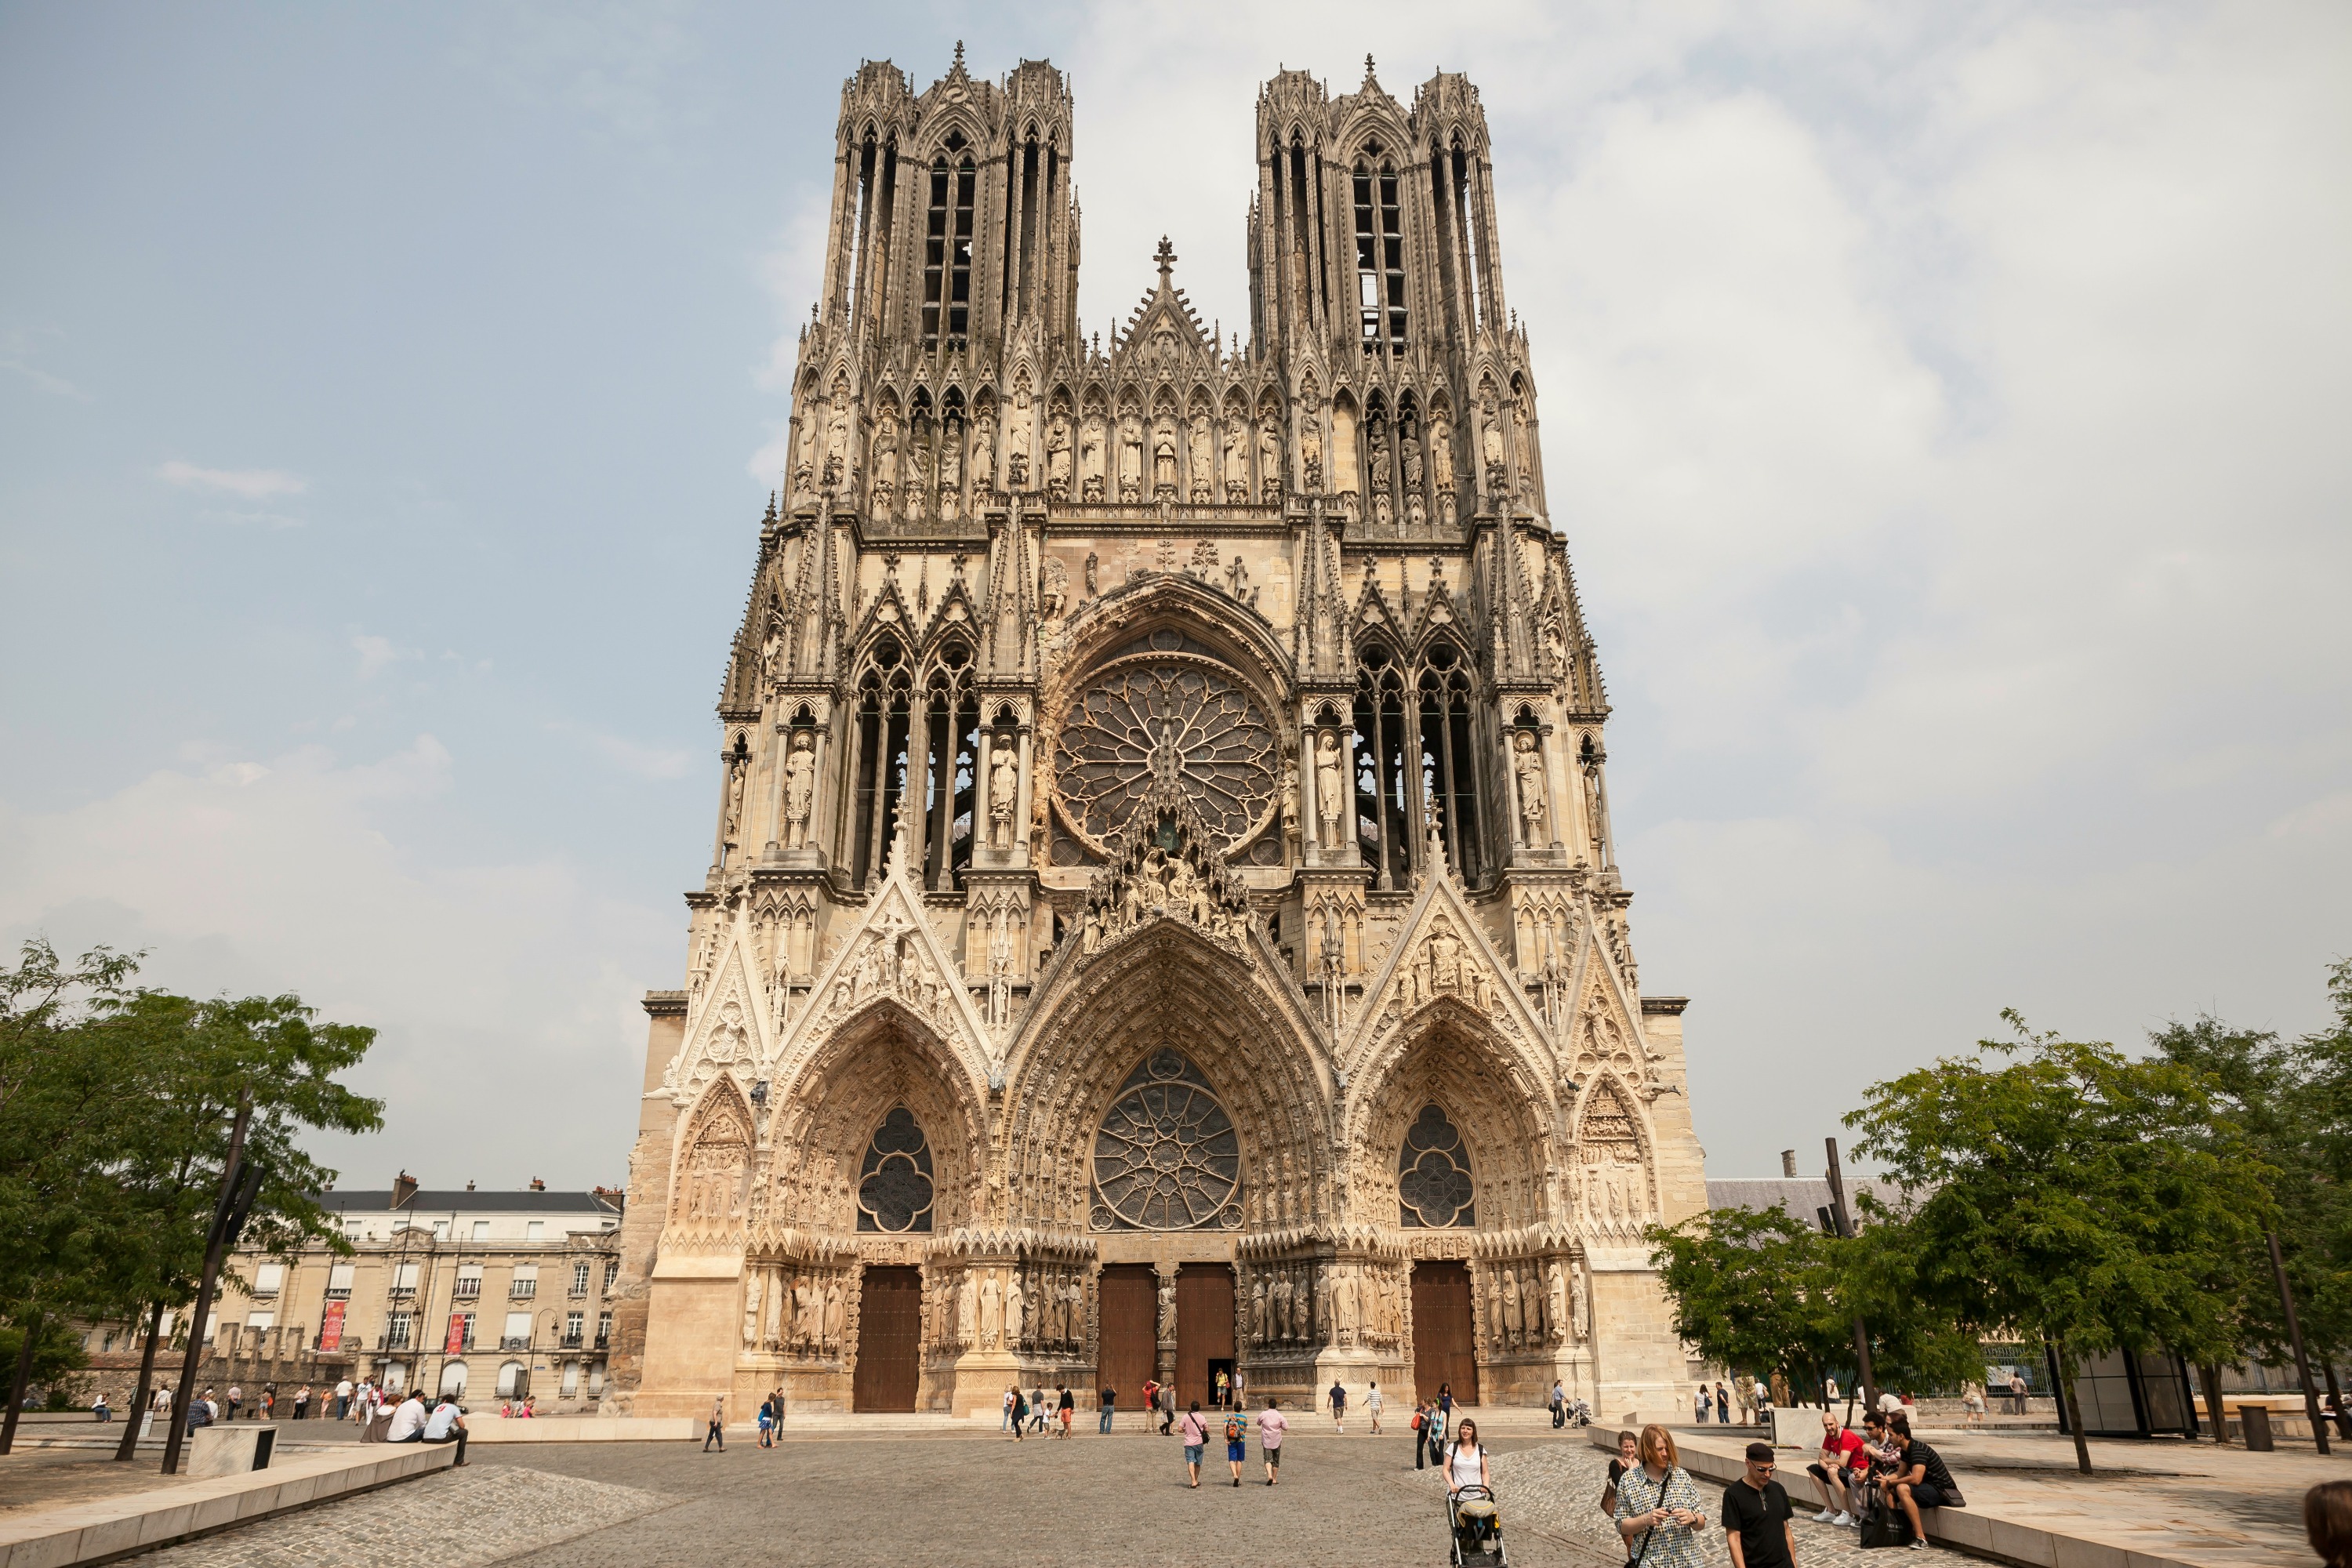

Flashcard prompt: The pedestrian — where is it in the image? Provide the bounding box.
[1599,1429,1640,1559]
[2306,1479,2352,1568]
[1367,1379,1384,1435]
[2008,1371,2028,1416]
[757,1396,775,1448]
[387,1389,429,1443]
[1159,1385,1175,1436]
[1806,1410,1867,1526]
[1179,1400,1210,1487]
[703,1396,725,1451]
[1139,1377,1158,1432]
[1214,1367,1229,1409]
[293,1384,310,1421]
[1882,1422,1964,1548]
[1232,1370,1246,1410]
[1754,1377,1773,1424]
[226,1384,242,1422]
[334,1377,353,1420]
[1717,1381,1732,1425]
[1099,1384,1116,1435]
[1413,1400,1432,1469]
[1257,1395,1288,1486]
[1697,1382,1712,1423]
[1437,1382,1454,1445]
[1552,1378,1567,1428]
[1615,1424,1707,1568]
[91,1390,110,1422]
[423,1393,468,1465]
[1224,1406,1249,1486]
[1058,1384,1074,1439]
[1329,1377,1348,1433]
[261,1385,276,1421]
[1445,1417,1490,1501]
[1824,1375,1840,1406]
[1962,1381,1986,1426]
[1723,1442,1797,1568]
[1002,1384,1016,1432]
[1031,1385,1048,1434]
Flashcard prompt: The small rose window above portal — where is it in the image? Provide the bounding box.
[1398,1103,1475,1228]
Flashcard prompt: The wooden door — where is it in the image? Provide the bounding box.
[1096,1265,1157,1413]
[1410,1261,1481,1406]
[851,1266,921,1412]
[1174,1264,1235,1410]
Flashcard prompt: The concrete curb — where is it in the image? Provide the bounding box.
[0,1444,456,1568]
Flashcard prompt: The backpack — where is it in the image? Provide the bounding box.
[1225,1414,1243,1443]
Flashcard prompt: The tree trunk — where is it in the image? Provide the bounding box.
[2325,1359,2352,1442]
[1,1307,44,1455]
[2051,1341,2093,1475]
[2198,1362,2228,1446]
[114,1301,167,1461]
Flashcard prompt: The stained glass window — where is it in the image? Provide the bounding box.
[1091,1049,1243,1231]
[856,1106,935,1232]
[1398,1103,1475,1228]
[1054,652,1278,852]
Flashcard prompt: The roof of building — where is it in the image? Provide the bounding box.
[1705,1177,1904,1229]
[318,1190,621,1216]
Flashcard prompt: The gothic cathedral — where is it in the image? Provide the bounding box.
[605,49,1707,1420]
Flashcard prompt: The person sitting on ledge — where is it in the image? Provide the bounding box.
[1885,1421,1965,1548]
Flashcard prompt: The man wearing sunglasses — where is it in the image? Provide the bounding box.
[1723,1442,1799,1568]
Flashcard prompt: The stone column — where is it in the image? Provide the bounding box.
[1011,722,1035,869]
[1155,1262,1178,1393]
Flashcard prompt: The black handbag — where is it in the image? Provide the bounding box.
[1858,1496,1913,1550]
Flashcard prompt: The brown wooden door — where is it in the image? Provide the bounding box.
[1174,1264,1235,1410]
[1411,1261,1481,1406]
[1096,1265,1157,1414]
[851,1266,921,1412]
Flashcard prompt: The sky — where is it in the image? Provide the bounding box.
[2,1,2347,1192]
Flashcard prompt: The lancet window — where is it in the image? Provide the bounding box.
[1436,135,1485,338]
[855,1106,935,1233]
[922,136,975,347]
[918,648,980,891]
[844,131,898,335]
[1398,1104,1475,1228]
[848,642,913,887]
[1352,153,1407,354]
[1352,641,1486,887]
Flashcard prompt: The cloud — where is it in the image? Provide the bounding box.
[351,632,419,680]
[198,508,305,529]
[0,737,670,1189]
[546,720,694,780]
[158,460,307,500]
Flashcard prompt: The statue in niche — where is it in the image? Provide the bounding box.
[1479,396,1505,482]
[1157,1279,1176,1341]
[1368,422,1392,493]
[1315,731,1345,848]
[720,755,747,856]
[904,426,933,521]
[1080,414,1105,501]
[1502,1267,1523,1346]
[1270,1272,1291,1341]
[1046,414,1072,499]
[792,412,815,498]
[1006,390,1032,487]
[1188,412,1214,500]
[1258,418,1282,500]
[1082,902,1103,953]
[1431,416,1454,492]
[986,926,1011,1027]
[939,413,964,521]
[1402,426,1424,489]
[873,404,900,478]
[972,410,996,492]
[822,401,849,487]
[1040,555,1069,621]
[793,1275,817,1351]
[1429,915,1465,993]
[1222,422,1246,501]
[1083,551,1098,597]
[823,1276,844,1350]
[1512,730,1546,844]
[956,1270,977,1342]
[1250,1278,1267,1345]
[1118,413,1144,501]
[978,1271,1001,1348]
[1546,1260,1569,1344]
[706,1003,746,1065]
[1005,1270,1025,1347]
[986,739,1018,848]
[1301,421,1324,491]
[782,731,815,849]
[1512,397,1533,492]
[1152,425,1178,497]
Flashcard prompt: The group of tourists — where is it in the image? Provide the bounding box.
[998,1383,1081,1439]
[1693,1377,1777,1425]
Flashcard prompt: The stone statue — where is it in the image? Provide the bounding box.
[793,1276,817,1349]
[978,1271,1001,1348]
[1119,413,1144,499]
[1301,421,1323,490]
[1502,1267,1523,1346]
[1512,730,1545,844]
[1046,415,1072,499]
[1429,916,1464,992]
[988,739,1018,848]
[1005,1272,1025,1348]
[1479,397,1504,475]
[1271,1272,1291,1341]
[1188,413,1214,500]
[1402,428,1424,488]
[1006,391,1032,487]
[782,731,815,849]
[823,1276,845,1348]
[1222,422,1245,499]
[1156,1279,1176,1341]
[1040,555,1069,621]
[1258,418,1281,500]
[1152,426,1178,495]
[1315,731,1345,848]
[957,1270,977,1342]
[1431,416,1454,491]
[1083,551,1098,596]
[939,412,963,494]
[972,411,996,492]
[1250,1279,1267,1345]
[1080,415,1104,500]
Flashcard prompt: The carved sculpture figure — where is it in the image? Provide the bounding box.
[1006,391,1032,487]
[978,1271,1001,1348]
[1315,731,1346,848]
[823,1276,844,1349]
[1258,417,1281,500]
[1156,1279,1176,1341]
[1046,415,1072,499]
[1152,426,1178,496]
[972,411,996,492]
[1119,413,1144,499]
[1512,729,1546,844]
[986,739,1018,848]
[782,731,815,849]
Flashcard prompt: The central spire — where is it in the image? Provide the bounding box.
[1154,235,1176,287]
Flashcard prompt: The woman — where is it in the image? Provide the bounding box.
[1694,1383,1711,1424]
[1614,1424,1707,1568]
[1445,1417,1490,1498]
[1437,1382,1454,1445]
[1010,1385,1029,1442]
[1178,1401,1210,1486]
[1599,1428,1640,1557]
[1411,1400,1431,1469]
[2307,1479,2352,1568]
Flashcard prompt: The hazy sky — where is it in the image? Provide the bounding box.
[3,2,2347,1192]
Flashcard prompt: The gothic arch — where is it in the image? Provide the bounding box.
[1345,1005,1555,1233]
[1002,920,1330,1232]
[669,1075,756,1234]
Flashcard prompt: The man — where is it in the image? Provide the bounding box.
[703,1395,725,1452]
[2008,1371,2028,1416]
[1885,1425,1964,1548]
[1098,1384,1116,1436]
[1722,1442,1798,1568]
[1178,1400,1210,1487]
[1002,1384,1016,1432]
[1158,1385,1175,1436]
[1140,1377,1158,1432]
[386,1389,430,1443]
[1367,1380,1384,1436]
[1056,1384,1074,1439]
[1258,1395,1289,1487]
[423,1394,467,1465]
[334,1377,354,1420]
[226,1384,242,1422]
[1806,1411,1868,1526]
[1329,1378,1348,1433]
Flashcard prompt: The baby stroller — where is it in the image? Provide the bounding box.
[1447,1484,1507,1566]
[1563,1398,1593,1428]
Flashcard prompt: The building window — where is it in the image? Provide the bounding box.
[565,1312,583,1345]
[252,1262,283,1297]
[855,1106,936,1232]
[920,139,976,347]
[327,1263,354,1300]
[390,1261,419,1298]
[596,1310,612,1348]
[603,1261,619,1292]
[510,1266,537,1299]
[502,1312,532,1350]
[1352,158,1408,355]
[472,1220,489,1241]
[386,1312,412,1350]
[561,1359,581,1396]
[446,1312,473,1351]
[246,1311,274,1332]
[454,1265,481,1299]
[439,1359,468,1398]
[1398,1104,1475,1228]
[525,1221,545,1242]
[496,1359,526,1397]
[571,1262,590,1296]
[432,1220,448,1240]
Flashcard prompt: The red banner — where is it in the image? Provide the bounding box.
[319,1300,345,1352]
[445,1315,469,1355]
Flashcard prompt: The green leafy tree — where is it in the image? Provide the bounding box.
[1849,1012,2274,1473]
[1647,1205,1853,1405]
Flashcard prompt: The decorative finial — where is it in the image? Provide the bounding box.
[1154,235,1176,283]
[1366,53,1377,80]
[953,40,965,72]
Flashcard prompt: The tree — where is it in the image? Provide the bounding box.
[1647,1205,1852,1406]
[1849,1011,2274,1474]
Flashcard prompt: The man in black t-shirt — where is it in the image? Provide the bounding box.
[1887,1427,1965,1546]
[1722,1442,1798,1568]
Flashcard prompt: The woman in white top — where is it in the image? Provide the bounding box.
[1446,1417,1490,1496]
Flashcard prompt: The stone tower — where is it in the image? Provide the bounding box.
[604,49,1706,1425]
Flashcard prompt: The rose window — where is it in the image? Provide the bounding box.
[1091,1049,1242,1231]
[1398,1103,1475,1228]
[856,1106,935,1233]
[1053,652,1278,853]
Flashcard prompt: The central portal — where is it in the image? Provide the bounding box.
[1410,1261,1480,1406]
[1096,1264,1157,1412]
[851,1265,920,1411]
[1174,1262,1234,1410]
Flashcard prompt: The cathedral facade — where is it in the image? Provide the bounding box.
[604,48,1707,1421]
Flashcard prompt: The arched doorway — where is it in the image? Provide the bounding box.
[851,1266,921,1411]
[1411,1261,1479,1405]
[437,1359,467,1398]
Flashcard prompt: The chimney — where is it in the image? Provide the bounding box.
[390,1171,418,1210]
[530,1178,546,1192]
[465,1180,475,1191]
[1780,1149,1797,1178]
